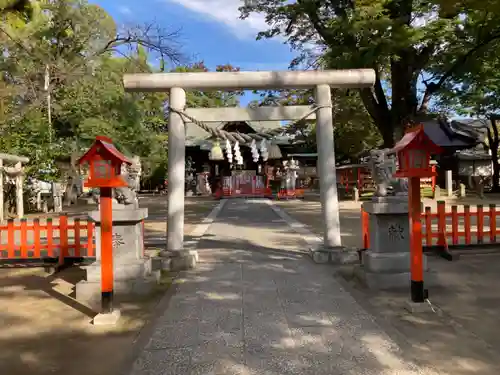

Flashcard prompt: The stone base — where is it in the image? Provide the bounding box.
[85,257,157,283]
[309,246,359,265]
[370,195,408,204]
[75,270,161,307]
[353,265,438,290]
[404,300,439,314]
[362,251,428,273]
[76,277,159,308]
[93,309,121,326]
[160,250,199,271]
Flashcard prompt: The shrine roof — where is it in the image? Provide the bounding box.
[421,118,487,150]
[393,126,442,154]
[78,136,131,165]
[455,150,491,160]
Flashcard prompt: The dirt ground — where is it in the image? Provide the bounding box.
[276,197,500,374]
[0,195,218,375]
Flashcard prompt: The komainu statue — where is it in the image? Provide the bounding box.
[369,149,408,197]
[92,156,142,208]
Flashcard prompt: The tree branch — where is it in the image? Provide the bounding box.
[420,31,500,112]
[297,0,331,43]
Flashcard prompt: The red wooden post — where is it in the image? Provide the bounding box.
[490,204,497,243]
[33,219,41,259]
[409,177,424,302]
[477,205,484,244]
[7,219,14,259]
[464,205,471,245]
[361,206,369,249]
[391,125,442,303]
[437,201,446,247]
[59,215,68,266]
[451,205,458,245]
[47,218,54,257]
[74,218,81,257]
[100,187,114,313]
[20,219,28,259]
[424,207,432,246]
[87,220,95,257]
[78,135,133,321]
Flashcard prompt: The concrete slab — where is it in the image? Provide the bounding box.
[92,309,121,326]
[404,300,441,314]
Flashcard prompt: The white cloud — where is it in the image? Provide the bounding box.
[167,0,268,39]
[118,6,132,15]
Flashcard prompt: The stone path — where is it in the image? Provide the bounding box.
[128,199,438,375]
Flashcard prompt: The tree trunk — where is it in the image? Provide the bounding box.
[492,153,499,192]
[380,123,397,148]
[488,118,500,192]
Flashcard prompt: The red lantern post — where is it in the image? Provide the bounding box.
[78,136,131,317]
[393,126,442,303]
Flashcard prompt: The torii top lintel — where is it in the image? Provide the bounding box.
[123,69,376,92]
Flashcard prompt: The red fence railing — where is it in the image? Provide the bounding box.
[338,165,437,195]
[0,215,95,264]
[361,201,500,252]
[276,188,305,199]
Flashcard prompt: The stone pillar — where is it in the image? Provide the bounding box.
[75,208,156,308]
[164,87,197,270]
[53,182,63,213]
[356,198,435,289]
[445,170,452,197]
[36,191,42,211]
[167,87,186,252]
[15,162,23,219]
[314,84,341,248]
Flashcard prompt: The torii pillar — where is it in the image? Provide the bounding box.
[123,69,376,267]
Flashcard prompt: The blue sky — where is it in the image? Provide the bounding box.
[93,0,297,106]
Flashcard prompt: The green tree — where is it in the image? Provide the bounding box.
[251,88,381,162]
[0,0,33,19]
[0,0,182,181]
[174,61,243,108]
[436,45,500,190]
[240,0,500,146]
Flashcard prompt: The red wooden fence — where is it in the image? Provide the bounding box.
[276,188,305,199]
[0,216,95,264]
[338,165,437,195]
[362,201,500,252]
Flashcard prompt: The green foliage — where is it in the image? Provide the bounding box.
[436,44,500,117]
[0,0,241,185]
[240,0,500,146]
[251,88,381,161]
[174,61,243,108]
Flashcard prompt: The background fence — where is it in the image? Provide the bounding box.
[361,201,500,256]
[0,216,95,265]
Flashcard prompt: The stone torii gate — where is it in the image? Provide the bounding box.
[123,69,375,268]
[0,153,29,222]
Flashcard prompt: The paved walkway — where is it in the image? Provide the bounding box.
[128,199,437,375]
